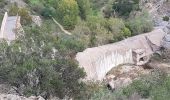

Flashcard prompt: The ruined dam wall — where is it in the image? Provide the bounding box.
[76,29,166,81]
[93,50,133,80]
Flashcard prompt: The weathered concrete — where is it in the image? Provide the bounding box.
[0,12,8,39]
[76,29,166,81]
[0,12,21,41]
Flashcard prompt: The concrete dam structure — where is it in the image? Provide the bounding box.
[76,29,166,81]
[0,12,21,41]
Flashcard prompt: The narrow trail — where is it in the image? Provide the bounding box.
[52,17,72,35]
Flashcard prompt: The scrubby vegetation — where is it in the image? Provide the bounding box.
[113,0,140,17]
[126,11,153,35]
[163,16,169,21]
[0,24,87,99]
[9,4,32,25]
[0,0,162,99]
[87,68,170,100]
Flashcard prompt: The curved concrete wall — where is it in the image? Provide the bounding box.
[94,50,133,80]
[76,29,166,81]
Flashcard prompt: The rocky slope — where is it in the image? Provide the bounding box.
[0,94,45,100]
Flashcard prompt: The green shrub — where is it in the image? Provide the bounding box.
[126,14,153,35]
[122,69,170,99]
[102,4,113,18]
[9,5,32,25]
[0,14,3,23]
[55,0,79,29]
[163,16,169,21]
[9,4,19,16]
[76,0,91,20]
[73,17,131,46]
[41,7,54,18]
[0,0,7,8]
[18,8,32,25]
[112,0,140,16]
[107,18,132,42]
[0,24,86,99]
[121,27,132,38]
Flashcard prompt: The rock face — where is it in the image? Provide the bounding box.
[146,0,170,33]
[76,29,166,81]
[0,94,45,100]
[162,34,170,49]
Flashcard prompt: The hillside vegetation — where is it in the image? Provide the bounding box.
[0,0,168,100]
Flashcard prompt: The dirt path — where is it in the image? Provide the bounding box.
[52,17,72,35]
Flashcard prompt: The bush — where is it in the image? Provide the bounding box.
[102,4,113,18]
[112,0,140,17]
[9,4,19,16]
[73,17,132,46]
[86,69,170,100]
[0,24,86,99]
[121,27,132,38]
[163,16,169,21]
[76,0,91,20]
[122,69,170,99]
[18,8,32,25]
[126,13,153,35]
[9,5,32,25]
[0,0,7,8]
[41,7,54,18]
[55,0,79,29]
[106,18,132,42]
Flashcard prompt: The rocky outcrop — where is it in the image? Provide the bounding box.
[31,16,42,27]
[161,34,170,49]
[0,94,45,100]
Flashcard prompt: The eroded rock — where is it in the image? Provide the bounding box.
[0,94,45,100]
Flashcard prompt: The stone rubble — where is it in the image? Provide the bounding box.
[0,94,45,100]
